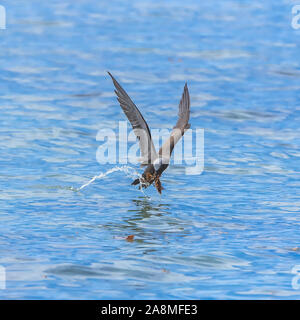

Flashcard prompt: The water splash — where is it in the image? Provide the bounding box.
[73,166,149,196]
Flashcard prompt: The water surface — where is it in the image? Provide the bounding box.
[0,0,300,299]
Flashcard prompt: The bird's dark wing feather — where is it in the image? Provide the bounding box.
[108,72,158,165]
[159,83,191,161]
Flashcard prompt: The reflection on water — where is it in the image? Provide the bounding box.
[0,0,300,299]
[130,197,170,216]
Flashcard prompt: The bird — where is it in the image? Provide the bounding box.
[108,72,191,194]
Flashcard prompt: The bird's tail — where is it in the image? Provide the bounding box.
[154,177,164,194]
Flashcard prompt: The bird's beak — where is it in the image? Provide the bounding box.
[131,178,140,186]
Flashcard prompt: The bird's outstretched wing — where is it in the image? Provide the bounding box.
[159,83,191,162]
[108,72,158,166]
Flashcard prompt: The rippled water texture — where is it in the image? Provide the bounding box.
[0,0,300,299]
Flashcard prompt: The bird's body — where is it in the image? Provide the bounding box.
[131,161,167,194]
[108,72,191,194]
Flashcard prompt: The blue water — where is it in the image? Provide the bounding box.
[0,0,300,299]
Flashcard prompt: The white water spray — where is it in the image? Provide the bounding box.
[73,166,148,195]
